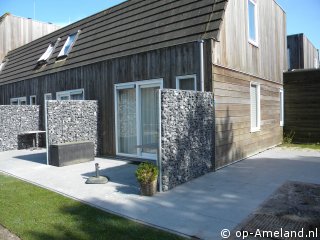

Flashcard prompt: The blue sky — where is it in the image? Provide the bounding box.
[1,0,319,49]
[0,0,125,26]
[277,0,320,49]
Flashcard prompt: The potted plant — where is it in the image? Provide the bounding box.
[135,162,158,196]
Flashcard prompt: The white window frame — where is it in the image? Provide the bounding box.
[56,88,85,100]
[10,98,19,105]
[44,93,53,101]
[30,95,37,105]
[114,79,163,160]
[176,74,197,91]
[250,82,261,132]
[247,0,258,46]
[57,30,81,60]
[280,89,284,126]
[10,97,27,105]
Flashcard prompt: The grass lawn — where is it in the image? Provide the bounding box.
[281,143,320,150]
[0,173,185,240]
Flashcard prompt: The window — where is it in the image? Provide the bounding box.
[115,79,163,160]
[57,30,81,60]
[10,99,18,105]
[250,82,260,132]
[44,93,53,101]
[30,95,37,105]
[10,97,27,105]
[248,0,258,45]
[0,58,8,73]
[37,38,61,65]
[280,89,284,126]
[56,89,84,100]
[176,75,197,91]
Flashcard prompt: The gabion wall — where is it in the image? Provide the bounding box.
[160,89,215,191]
[46,101,98,155]
[0,105,40,152]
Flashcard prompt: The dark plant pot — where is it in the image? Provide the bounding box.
[140,179,157,196]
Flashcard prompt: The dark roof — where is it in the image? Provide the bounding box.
[0,0,228,86]
[0,14,8,23]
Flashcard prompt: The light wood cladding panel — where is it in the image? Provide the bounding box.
[0,14,60,62]
[213,0,286,84]
[213,66,283,168]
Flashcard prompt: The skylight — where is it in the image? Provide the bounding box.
[37,38,61,64]
[0,58,8,73]
[57,30,81,60]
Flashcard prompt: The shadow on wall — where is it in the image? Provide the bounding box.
[215,107,244,169]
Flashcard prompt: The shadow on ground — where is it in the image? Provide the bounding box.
[82,163,140,195]
[13,152,46,164]
[27,201,183,240]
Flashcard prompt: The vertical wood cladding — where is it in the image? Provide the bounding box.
[287,34,319,70]
[0,14,60,62]
[213,66,283,168]
[0,41,202,156]
[213,0,286,84]
[284,70,320,143]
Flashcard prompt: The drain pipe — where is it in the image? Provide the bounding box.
[199,40,205,92]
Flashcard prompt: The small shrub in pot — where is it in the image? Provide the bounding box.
[135,162,158,196]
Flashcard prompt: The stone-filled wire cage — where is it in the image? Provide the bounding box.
[159,89,215,191]
[0,105,40,152]
[45,100,99,155]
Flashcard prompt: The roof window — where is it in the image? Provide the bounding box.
[0,58,9,73]
[37,38,61,65]
[57,30,81,60]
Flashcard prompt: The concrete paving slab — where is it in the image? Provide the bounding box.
[0,147,319,240]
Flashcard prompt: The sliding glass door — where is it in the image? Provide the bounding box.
[117,86,137,155]
[140,84,160,156]
[115,79,162,160]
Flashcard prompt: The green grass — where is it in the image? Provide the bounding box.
[0,174,185,240]
[281,143,320,150]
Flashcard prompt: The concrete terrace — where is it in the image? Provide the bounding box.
[0,147,320,240]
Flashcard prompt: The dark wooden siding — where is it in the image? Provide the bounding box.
[0,41,204,156]
[284,69,320,143]
[287,34,305,70]
[213,65,283,168]
[287,34,319,70]
[0,0,227,85]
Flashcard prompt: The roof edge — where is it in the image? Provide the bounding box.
[0,12,10,23]
[6,13,61,27]
[284,68,320,74]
